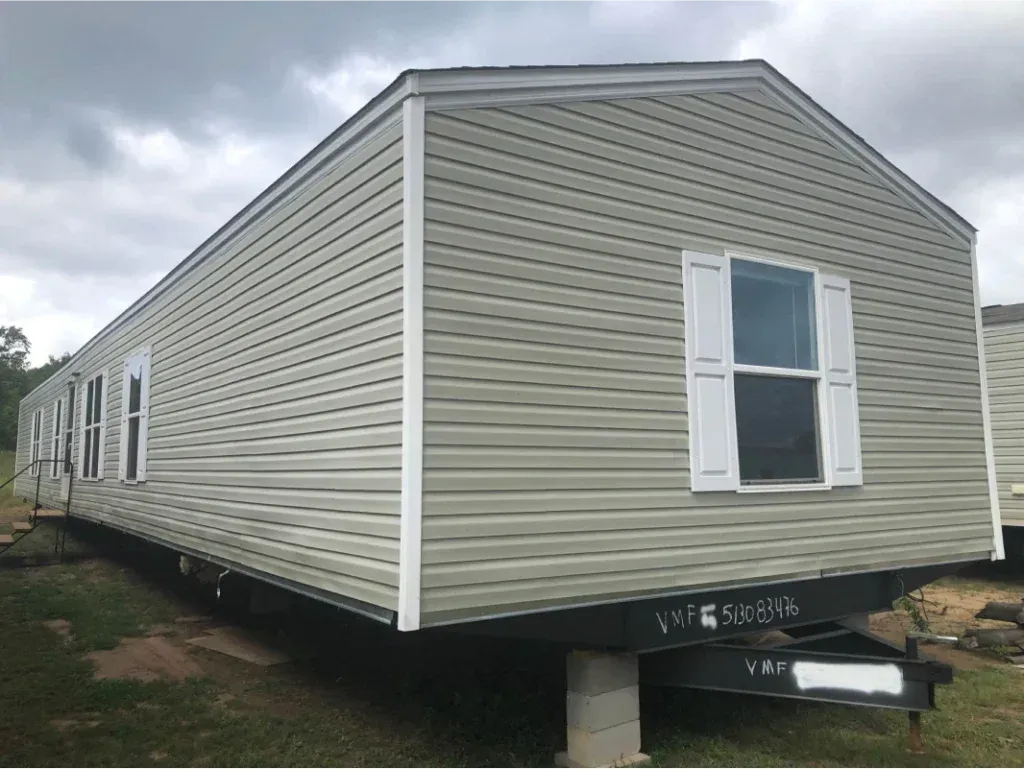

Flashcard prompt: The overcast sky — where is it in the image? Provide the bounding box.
[1,1,1021,366]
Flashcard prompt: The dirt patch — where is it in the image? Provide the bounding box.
[919,581,1024,636]
[175,614,213,625]
[870,578,1024,670]
[43,618,72,638]
[185,626,291,666]
[51,717,102,732]
[85,636,203,682]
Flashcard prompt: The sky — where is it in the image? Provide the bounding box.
[1,1,1022,366]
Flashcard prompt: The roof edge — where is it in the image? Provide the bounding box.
[25,71,416,400]
[982,303,1024,327]
[410,59,974,247]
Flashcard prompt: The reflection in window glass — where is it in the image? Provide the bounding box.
[129,361,142,414]
[92,374,103,423]
[735,374,821,485]
[732,258,817,370]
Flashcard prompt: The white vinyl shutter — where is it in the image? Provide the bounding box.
[78,383,88,479]
[97,369,109,480]
[821,275,863,487]
[683,250,739,492]
[118,358,131,481]
[137,350,150,483]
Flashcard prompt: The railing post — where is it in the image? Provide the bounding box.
[59,465,74,561]
[32,462,42,527]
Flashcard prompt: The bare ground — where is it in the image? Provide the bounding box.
[870,576,1024,670]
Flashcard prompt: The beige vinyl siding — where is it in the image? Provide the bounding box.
[420,90,992,624]
[14,117,405,612]
[984,320,1024,527]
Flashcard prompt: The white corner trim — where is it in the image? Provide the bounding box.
[398,92,425,631]
[972,238,1005,560]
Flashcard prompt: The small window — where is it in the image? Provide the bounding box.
[49,398,64,479]
[119,347,151,484]
[683,250,863,492]
[80,370,108,480]
[29,408,43,476]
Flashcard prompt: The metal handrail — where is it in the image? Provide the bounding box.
[0,457,47,492]
[0,458,73,489]
[0,457,74,561]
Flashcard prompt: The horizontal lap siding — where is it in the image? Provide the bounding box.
[15,118,405,611]
[984,321,1024,526]
[420,91,991,624]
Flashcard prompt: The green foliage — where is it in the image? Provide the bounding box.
[895,593,932,633]
[0,326,72,452]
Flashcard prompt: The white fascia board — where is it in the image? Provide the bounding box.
[421,77,762,112]
[398,89,425,631]
[415,60,762,94]
[971,237,1005,561]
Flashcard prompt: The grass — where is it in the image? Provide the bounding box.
[1,450,35,526]
[2,527,1024,767]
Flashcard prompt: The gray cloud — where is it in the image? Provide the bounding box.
[0,1,1021,362]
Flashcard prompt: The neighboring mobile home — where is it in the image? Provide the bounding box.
[982,303,1024,542]
[13,60,1001,764]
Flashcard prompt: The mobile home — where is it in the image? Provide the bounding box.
[14,60,1001,764]
[982,303,1024,549]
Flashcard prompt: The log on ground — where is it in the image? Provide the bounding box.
[973,601,1024,625]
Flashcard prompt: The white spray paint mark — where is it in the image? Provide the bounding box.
[793,662,904,695]
[699,603,717,630]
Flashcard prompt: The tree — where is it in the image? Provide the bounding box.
[24,352,73,393]
[0,326,30,372]
[0,328,73,452]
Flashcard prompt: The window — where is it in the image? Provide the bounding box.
[683,250,862,492]
[79,370,108,481]
[63,383,75,476]
[29,408,43,475]
[119,347,151,483]
[49,398,65,479]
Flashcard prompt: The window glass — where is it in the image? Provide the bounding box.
[129,360,142,414]
[735,373,821,485]
[90,432,100,478]
[85,381,95,427]
[126,418,140,481]
[732,258,817,370]
[92,374,103,423]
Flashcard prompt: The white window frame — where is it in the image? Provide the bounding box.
[78,368,109,481]
[63,382,75,479]
[118,346,151,484]
[29,407,43,476]
[683,248,863,494]
[49,397,65,479]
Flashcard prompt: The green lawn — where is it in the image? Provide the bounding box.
[1,449,15,500]
[2,526,1024,767]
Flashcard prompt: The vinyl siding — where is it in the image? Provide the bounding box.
[420,90,993,624]
[14,117,405,612]
[984,320,1024,527]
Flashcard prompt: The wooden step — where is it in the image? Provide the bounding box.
[10,522,33,532]
[33,510,66,520]
[0,534,14,546]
